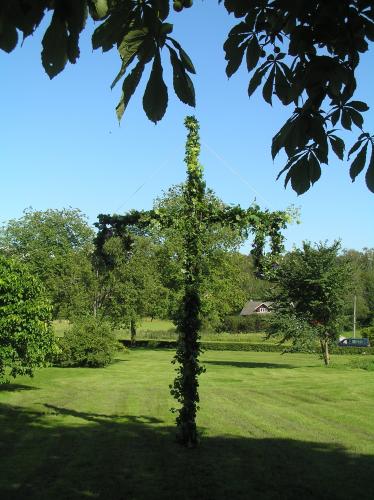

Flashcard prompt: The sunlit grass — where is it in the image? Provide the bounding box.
[1,350,373,499]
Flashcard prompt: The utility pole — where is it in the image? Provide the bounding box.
[353,295,357,338]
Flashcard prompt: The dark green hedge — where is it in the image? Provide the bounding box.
[330,346,374,355]
[120,339,175,349]
[200,341,284,352]
[218,315,273,333]
[120,339,374,355]
[121,340,285,353]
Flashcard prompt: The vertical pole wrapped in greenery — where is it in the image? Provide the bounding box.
[170,116,205,447]
[94,117,290,446]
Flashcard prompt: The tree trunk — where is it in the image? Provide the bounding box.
[130,319,136,347]
[93,269,99,318]
[320,337,330,366]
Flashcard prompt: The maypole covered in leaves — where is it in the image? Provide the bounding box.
[95,116,290,446]
[169,116,292,446]
[170,117,205,446]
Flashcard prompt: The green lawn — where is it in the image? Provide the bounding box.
[2,350,373,499]
[53,318,273,343]
[116,318,272,343]
[54,318,364,344]
[138,317,176,332]
[53,319,71,337]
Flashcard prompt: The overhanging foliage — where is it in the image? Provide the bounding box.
[1,1,374,192]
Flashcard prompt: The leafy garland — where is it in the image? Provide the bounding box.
[95,116,290,445]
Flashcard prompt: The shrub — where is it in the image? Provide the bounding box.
[219,314,272,333]
[330,346,374,355]
[200,341,284,352]
[361,326,374,345]
[120,339,284,352]
[349,357,374,371]
[0,255,55,383]
[119,338,374,355]
[56,317,121,367]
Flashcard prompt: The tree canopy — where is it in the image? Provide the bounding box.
[149,184,254,328]
[94,234,169,343]
[0,208,95,319]
[269,241,352,365]
[341,248,374,326]
[0,255,55,383]
[1,1,373,193]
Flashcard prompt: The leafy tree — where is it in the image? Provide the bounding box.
[94,234,169,343]
[95,185,268,333]
[222,252,272,306]
[341,248,374,326]
[149,184,250,328]
[0,208,95,319]
[0,255,55,383]
[269,241,351,365]
[1,1,374,192]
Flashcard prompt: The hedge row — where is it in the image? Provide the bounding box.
[119,339,374,354]
[201,342,284,352]
[330,346,374,355]
[218,315,272,333]
[120,339,283,351]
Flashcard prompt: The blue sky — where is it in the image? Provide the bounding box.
[0,3,373,251]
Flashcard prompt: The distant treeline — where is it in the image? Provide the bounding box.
[0,205,372,332]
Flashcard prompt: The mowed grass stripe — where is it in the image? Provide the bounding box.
[1,350,374,500]
[199,352,374,450]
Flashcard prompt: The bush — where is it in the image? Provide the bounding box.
[361,326,374,345]
[219,314,272,333]
[120,339,284,352]
[0,255,55,382]
[201,341,284,352]
[119,338,374,355]
[330,346,374,355]
[56,317,121,367]
[349,357,374,371]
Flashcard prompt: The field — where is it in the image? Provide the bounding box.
[1,350,374,500]
[53,318,364,344]
[53,318,272,343]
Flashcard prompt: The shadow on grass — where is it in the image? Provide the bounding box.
[0,403,373,500]
[111,358,131,365]
[204,360,297,369]
[0,384,39,392]
[43,404,163,425]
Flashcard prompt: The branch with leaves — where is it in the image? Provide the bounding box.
[223,0,374,192]
[1,1,373,192]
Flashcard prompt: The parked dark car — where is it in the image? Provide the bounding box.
[338,338,370,347]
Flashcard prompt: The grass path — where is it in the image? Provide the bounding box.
[1,350,374,499]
